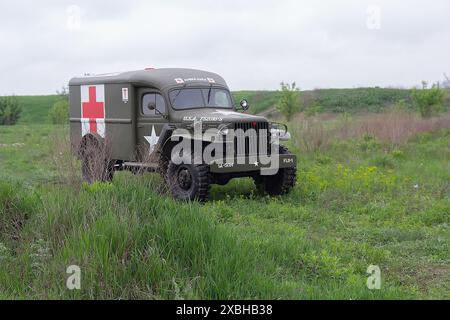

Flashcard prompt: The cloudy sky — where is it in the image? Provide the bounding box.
[1,0,449,95]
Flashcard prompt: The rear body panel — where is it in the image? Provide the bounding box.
[69,83,136,160]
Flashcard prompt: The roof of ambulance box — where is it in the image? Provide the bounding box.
[69,68,229,90]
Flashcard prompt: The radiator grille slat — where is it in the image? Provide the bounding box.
[233,122,269,159]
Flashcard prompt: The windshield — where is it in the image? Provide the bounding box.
[169,88,233,110]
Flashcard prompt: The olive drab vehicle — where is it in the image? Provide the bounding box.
[69,68,297,201]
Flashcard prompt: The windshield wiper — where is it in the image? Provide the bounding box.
[171,83,187,105]
[207,84,213,104]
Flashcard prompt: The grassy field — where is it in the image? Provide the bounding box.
[0,110,449,299]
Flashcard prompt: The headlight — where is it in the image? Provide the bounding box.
[217,124,230,136]
[270,122,288,136]
[270,122,291,140]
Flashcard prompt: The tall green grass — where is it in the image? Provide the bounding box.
[0,117,449,299]
[0,174,424,299]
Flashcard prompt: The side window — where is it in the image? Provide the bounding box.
[142,93,166,116]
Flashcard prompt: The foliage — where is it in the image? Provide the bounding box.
[48,99,69,124]
[233,88,417,116]
[412,83,445,118]
[276,82,301,121]
[48,86,70,125]
[0,96,22,125]
[304,103,324,117]
[311,88,412,113]
[56,86,69,99]
[232,91,279,114]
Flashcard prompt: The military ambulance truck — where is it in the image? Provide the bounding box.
[69,68,296,201]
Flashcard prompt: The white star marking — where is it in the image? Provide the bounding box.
[144,126,159,155]
[254,161,259,167]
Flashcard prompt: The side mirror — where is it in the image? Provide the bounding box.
[146,102,166,118]
[239,99,249,111]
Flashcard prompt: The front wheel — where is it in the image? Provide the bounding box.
[253,145,297,196]
[167,162,211,202]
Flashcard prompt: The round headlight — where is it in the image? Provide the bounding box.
[270,122,288,137]
[217,124,229,136]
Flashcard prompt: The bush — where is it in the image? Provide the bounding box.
[48,99,69,124]
[0,96,22,125]
[412,83,445,118]
[276,82,301,121]
[305,103,324,117]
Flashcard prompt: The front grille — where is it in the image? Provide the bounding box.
[232,122,270,158]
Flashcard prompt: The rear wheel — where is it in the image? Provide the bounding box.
[167,161,210,202]
[79,137,114,183]
[253,145,297,195]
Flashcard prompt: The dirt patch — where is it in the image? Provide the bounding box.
[414,266,450,292]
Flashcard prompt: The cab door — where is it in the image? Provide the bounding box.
[136,88,168,161]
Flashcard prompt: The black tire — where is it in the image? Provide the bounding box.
[157,151,170,181]
[80,137,114,184]
[253,145,297,196]
[167,161,211,202]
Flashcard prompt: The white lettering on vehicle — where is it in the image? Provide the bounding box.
[174,77,216,84]
[217,162,234,169]
[183,116,223,122]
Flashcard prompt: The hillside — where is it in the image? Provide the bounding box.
[7,88,450,125]
[15,95,62,124]
[233,88,413,115]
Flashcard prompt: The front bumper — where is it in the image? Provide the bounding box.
[209,154,297,174]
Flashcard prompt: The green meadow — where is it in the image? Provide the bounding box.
[0,90,449,299]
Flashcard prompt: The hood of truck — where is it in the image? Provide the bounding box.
[171,108,268,124]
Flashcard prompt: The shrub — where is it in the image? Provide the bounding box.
[412,83,445,118]
[0,96,22,125]
[305,103,324,117]
[48,99,69,124]
[276,82,301,121]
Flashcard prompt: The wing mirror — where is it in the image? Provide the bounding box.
[239,99,250,111]
[147,102,167,118]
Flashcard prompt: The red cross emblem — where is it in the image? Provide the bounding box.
[81,85,105,137]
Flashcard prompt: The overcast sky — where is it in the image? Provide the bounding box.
[1,0,449,95]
